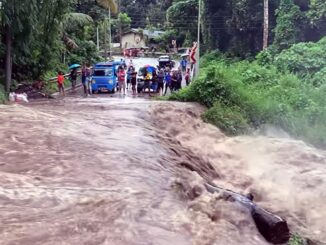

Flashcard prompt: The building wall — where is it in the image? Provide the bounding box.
[121,33,146,48]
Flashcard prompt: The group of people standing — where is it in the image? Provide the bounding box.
[162,67,191,96]
[117,64,137,95]
[57,58,191,97]
[56,64,92,97]
[121,58,191,97]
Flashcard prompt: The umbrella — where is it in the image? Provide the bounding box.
[144,65,156,73]
[181,53,189,57]
[69,64,81,69]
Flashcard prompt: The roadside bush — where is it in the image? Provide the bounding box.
[256,46,278,66]
[0,84,6,103]
[274,37,326,77]
[168,85,197,102]
[256,37,326,86]
[169,53,326,147]
[308,67,326,86]
[202,102,250,135]
[67,40,102,66]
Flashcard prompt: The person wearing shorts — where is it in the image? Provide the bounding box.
[81,65,88,96]
[131,70,137,95]
[180,58,188,73]
[164,71,172,96]
[143,70,152,95]
[185,68,191,86]
[126,66,133,90]
[117,67,126,95]
[70,68,78,92]
[57,71,65,96]
[151,71,158,95]
[157,69,165,95]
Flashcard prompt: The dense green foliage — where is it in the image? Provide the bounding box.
[273,0,304,50]
[257,37,326,84]
[200,0,325,56]
[123,0,326,54]
[288,234,306,245]
[0,84,6,103]
[1,0,324,91]
[170,50,326,147]
[120,0,172,29]
[0,0,117,91]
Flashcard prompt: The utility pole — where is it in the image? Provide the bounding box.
[104,7,112,61]
[195,0,201,77]
[104,18,108,60]
[5,25,12,92]
[118,0,122,50]
[97,26,99,51]
[263,0,269,49]
[109,7,112,59]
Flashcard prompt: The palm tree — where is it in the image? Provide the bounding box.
[61,13,94,49]
[97,0,118,14]
[59,0,119,61]
[96,0,118,58]
[1,0,38,91]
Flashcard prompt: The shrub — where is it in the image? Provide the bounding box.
[202,102,250,135]
[168,85,197,102]
[67,40,102,66]
[0,84,6,103]
[273,37,326,82]
[169,52,326,147]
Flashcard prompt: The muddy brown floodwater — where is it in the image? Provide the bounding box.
[0,97,325,245]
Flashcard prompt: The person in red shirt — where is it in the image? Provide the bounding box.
[57,71,65,96]
[117,66,126,95]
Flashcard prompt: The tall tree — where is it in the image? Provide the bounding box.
[263,0,269,49]
[1,0,37,91]
[97,0,118,13]
[166,0,198,46]
[273,0,303,50]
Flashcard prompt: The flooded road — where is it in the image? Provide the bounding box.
[0,97,326,245]
[0,58,326,245]
[0,98,191,245]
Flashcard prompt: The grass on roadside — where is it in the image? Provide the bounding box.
[0,84,7,103]
[288,234,306,245]
[167,55,326,148]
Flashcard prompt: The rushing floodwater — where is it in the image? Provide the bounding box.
[0,96,325,245]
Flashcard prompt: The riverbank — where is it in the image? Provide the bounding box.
[169,50,326,148]
[151,102,326,244]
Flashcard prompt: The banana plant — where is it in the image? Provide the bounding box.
[61,12,94,49]
[97,0,118,14]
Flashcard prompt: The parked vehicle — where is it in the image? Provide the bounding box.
[123,48,139,57]
[91,61,123,93]
[158,55,174,69]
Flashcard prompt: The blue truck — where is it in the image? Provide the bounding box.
[91,61,124,93]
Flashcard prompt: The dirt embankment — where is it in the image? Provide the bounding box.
[151,102,326,244]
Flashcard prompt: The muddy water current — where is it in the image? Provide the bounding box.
[0,97,325,245]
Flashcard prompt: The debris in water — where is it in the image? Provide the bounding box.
[205,183,290,244]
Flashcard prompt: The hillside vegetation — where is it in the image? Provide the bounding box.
[170,37,326,147]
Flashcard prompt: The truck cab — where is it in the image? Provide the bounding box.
[91,61,123,93]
